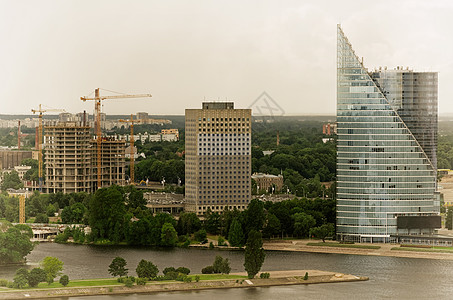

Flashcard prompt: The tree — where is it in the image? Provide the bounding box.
[228,218,244,247]
[292,212,316,238]
[244,199,265,234]
[0,225,34,264]
[35,213,49,223]
[89,185,126,242]
[309,223,335,242]
[59,275,69,286]
[136,259,159,279]
[160,222,177,247]
[262,213,281,239]
[27,268,46,287]
[1,171,23,191]
[447,208,453,230]
[244,230,265,279]
[204,209,221,235]
[108,257,128,277]
[212,256,231,274]
[194,229,207,243]
[41,256,64,285]
[13,268,29,289]
[177,212,201,235]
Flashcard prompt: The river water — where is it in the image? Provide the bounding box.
[2,243,452,299]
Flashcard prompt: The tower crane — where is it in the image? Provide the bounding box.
[81,88,152,189]
[31,104,65,192]
[119,114,141,185]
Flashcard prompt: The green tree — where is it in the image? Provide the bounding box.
[27,268,47,287]
[244,230,265,279]
[41,256,64,285]
[309,223,335,242]
[0,225,34,264]
[204,209,221,235]
[35,213,49,223]
[292,212,316,238]
[108,257,128,277]
[1,171,23,190]
[244,199,265,233]
[212,256,231,274]
[136,259,159,279]
[89,185,126,242]
[160,222,178,247]
[262,213,281,239]
[177,212,201,235]
[228,218,245,247]
[447,208,453,230]
[59,275,69,286]
[13,268,29,289]
[124,185,146,210]
[194,229,207,243]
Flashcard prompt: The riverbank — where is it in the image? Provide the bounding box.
[0,270,367,299]
[263,239,453,260]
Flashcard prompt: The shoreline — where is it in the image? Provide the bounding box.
[262,239,453,260]
[0,270,367,299]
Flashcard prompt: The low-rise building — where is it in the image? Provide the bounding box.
[252,173,284,193]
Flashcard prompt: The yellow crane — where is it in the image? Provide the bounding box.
[119,114,141,185]
[81,88,152,189]
[32,104,65,192]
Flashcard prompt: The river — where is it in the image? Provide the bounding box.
[2,243,452,299]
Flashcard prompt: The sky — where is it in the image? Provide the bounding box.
[1,0,452,116]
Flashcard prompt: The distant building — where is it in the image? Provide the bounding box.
[161,129,179,140]
[185,102,251,215]
[322,123,337,135]
[14,165,31,180]
[0,150,33,170]
[125,145,138,159]
[252,173,283,193]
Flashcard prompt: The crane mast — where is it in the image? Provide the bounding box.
[31,104,65,192]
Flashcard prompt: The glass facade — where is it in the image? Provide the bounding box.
[336,25,438,242]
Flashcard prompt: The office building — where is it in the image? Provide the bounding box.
[336,25,439,243]
[185,102,251,215]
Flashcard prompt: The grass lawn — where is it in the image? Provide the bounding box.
[190,274,246,280]
[391,246,453,254]
[1,274,248,291]
[306,242,381,250]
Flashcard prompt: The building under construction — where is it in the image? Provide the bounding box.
[44,120,126,193]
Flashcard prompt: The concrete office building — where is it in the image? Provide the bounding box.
[185,102,251,215]
[336,25,439,243]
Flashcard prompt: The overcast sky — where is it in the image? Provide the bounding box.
[1,0,452,116]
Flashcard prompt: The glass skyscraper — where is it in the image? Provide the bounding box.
[336,25,439,243]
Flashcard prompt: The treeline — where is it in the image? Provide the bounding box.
[52,185,335,246]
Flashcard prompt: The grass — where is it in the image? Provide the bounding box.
[190,274,246,281]
[391,246,453,254]
[1,274,248,291]
[306,242,381,249]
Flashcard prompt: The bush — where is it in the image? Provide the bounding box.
[195,275,200,282]
[54,232,69,243]
[303,272,308,280]
[209,242,214,249]
[7,281,15,288]
[59,275,69,286]
[201,266,214,274]
[183,276,192,283]
[117,277,124,283]
[129,276,135,283]
[0,279,8,287]
[154,276,166,281]
[163,267,176,275]
[260,272,270,279]
[176,274,187,282]
[176,267,190,275]
[136,278,147,286]
[164,271,179,280]
[28,268,46,287]
[212,256,231,274]
[124,277,133,288]
[136,259,158,279]
[217,236,226,246]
